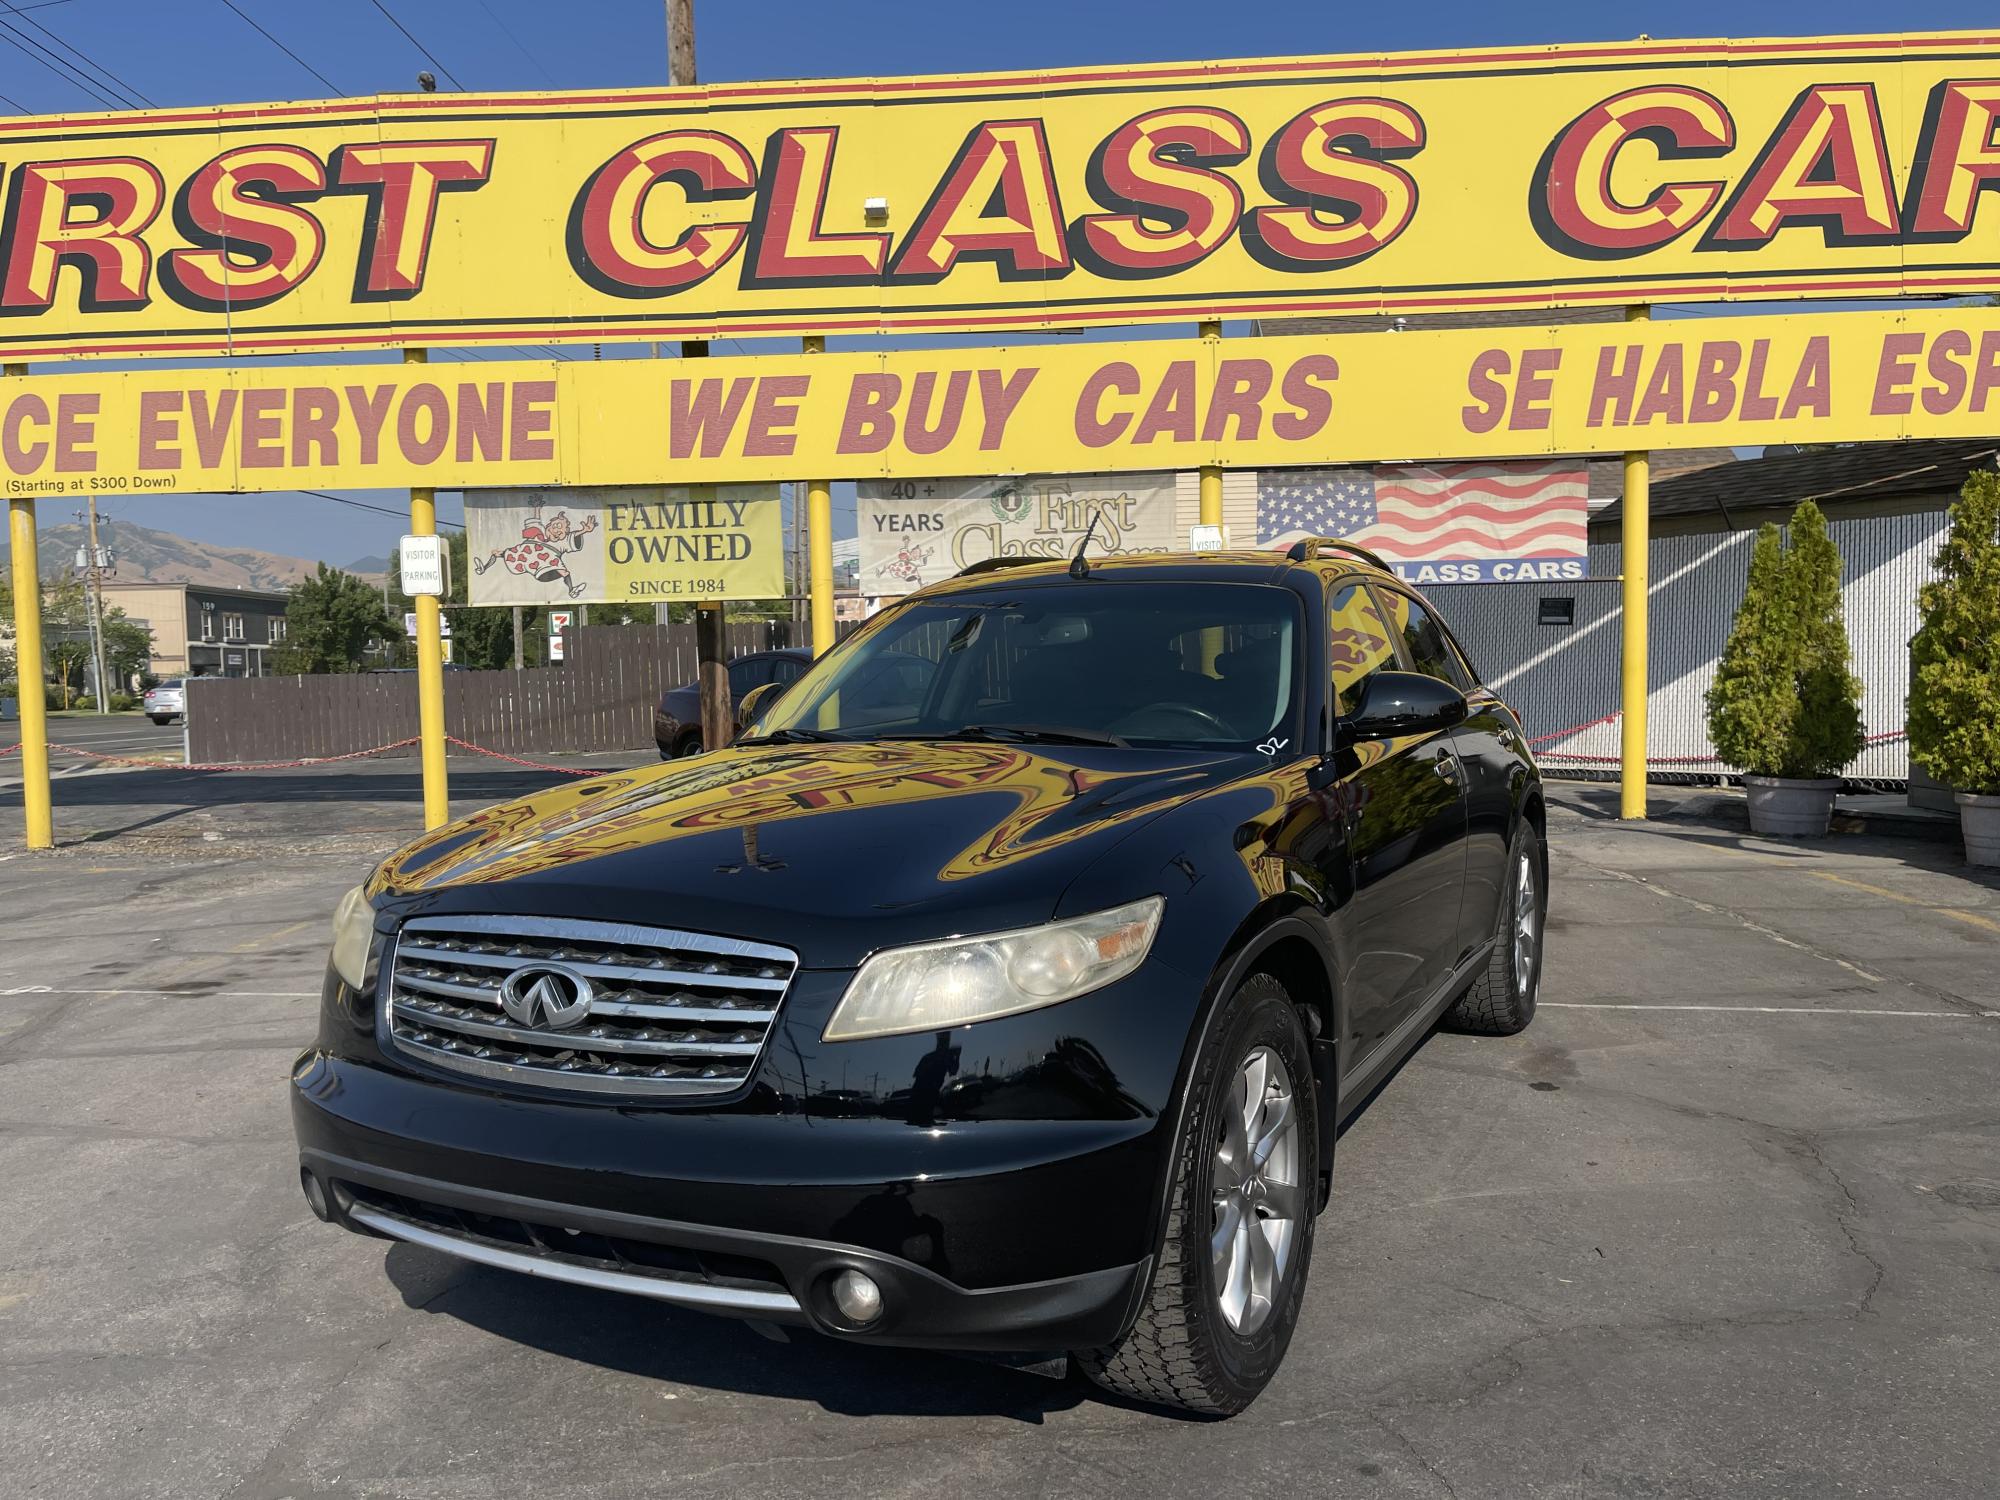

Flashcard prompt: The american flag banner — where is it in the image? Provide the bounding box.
[1255,460,1590,584]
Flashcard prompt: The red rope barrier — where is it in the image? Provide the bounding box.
[1525,713,1619,746]
[444,736,606,777]
[1,733,616,778]
[28,736,426,771]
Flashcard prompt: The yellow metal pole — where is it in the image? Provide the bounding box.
[1196,320,1228,675]
[803,336,836,657]
[404,349,449,830]
[1198,319,1224,530]
[1620,306,1651,821]
[6,362,52,848]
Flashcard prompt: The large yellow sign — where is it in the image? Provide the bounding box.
[8,31,2000,358]
[8,307,2000,488]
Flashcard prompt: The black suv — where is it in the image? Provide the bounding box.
[292,543,1546,1415]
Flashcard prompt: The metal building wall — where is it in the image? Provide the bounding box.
[1426,511,1948,783]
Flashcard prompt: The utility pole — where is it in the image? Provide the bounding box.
[668,0,733,753]
[76,498,112,713]
[667,0,695,90]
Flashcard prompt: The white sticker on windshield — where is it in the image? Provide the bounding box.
[1257,737,1288,757]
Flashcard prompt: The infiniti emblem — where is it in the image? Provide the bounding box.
[498,964,595,1030]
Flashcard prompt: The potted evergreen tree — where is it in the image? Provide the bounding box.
[1908,472,2000,867]
[1707,501,1866,836]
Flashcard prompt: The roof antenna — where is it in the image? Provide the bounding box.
[1069,509,1103,579]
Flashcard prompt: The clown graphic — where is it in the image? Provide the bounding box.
[875,540,934,586]
[474,502,599,598]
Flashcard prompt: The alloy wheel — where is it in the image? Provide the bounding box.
[1210,1045,1302,1336]
[1514,850,1540,1001]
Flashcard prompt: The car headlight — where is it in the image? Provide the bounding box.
[823,896,1164,1042]
[329,884,376,991]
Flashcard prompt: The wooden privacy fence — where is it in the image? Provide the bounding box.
[185,621,820,765]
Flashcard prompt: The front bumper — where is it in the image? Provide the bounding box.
[296,1141,1149,1351]
[294,928,1207,1350]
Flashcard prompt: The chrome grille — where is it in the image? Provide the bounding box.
[381,914,795,1098]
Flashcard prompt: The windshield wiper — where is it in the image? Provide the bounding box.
[735,727,843,745]
[886,723,1130,748]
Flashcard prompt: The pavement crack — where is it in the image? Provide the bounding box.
[1788,1130,1888,1317]
[1370,1410,1463,1498]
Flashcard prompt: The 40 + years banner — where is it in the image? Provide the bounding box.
[858,475,1178,594]
[466,486,782,607]
[9,31,2000,358]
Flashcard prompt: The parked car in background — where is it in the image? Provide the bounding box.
[143,680,185,725]
[654,648,811,758]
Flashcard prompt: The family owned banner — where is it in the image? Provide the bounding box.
[465,485,781,606]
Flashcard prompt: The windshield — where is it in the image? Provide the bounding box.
[754,581,1301,751]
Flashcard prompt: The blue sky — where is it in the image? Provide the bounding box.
[5,0,1992,565]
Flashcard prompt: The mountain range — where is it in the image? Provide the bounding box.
[0,520,385,593]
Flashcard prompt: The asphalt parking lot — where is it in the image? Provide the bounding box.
[2,767,1997,1499]
[3,712,187,774]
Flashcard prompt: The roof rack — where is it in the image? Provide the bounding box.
[954,556,1050,578]
[1284,538,1391,570]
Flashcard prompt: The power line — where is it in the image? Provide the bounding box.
[0,85,26,110]
[216,0,341,95]
[297,489,465,530]
[0,0,153,107]
[367,0,464,89]
[473,0,555,86]
[0,20,123,109]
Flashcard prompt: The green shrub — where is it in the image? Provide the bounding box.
[1909,472,2000,794]
[108,692,140,711]
[1707,500,1865,779]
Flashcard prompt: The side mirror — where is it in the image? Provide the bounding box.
[735,680,783,734]
[1337,671,1468,745]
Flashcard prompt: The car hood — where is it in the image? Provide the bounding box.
[372,739,1255,968]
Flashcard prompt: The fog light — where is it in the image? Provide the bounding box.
[830,1268,883,1325]
[301,1169,331,1222]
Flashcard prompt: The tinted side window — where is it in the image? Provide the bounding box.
[1328,584,1398,715]
[1375,589,1473,691]
[769,657,807,685]
[727,657,773,696]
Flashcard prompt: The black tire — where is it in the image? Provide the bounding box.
[1443,818,1545,1035]
[1076,973,1318,1416]
[675,733,704,758]
[150,715,172,726]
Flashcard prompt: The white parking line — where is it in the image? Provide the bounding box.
[1543,1002,1998,1019]
[0,987,317,999]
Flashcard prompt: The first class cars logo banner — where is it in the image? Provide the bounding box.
[14,307,2000,491]
[858,474,1177,594]
[10,31,2000,358]
[465,485,781,606]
